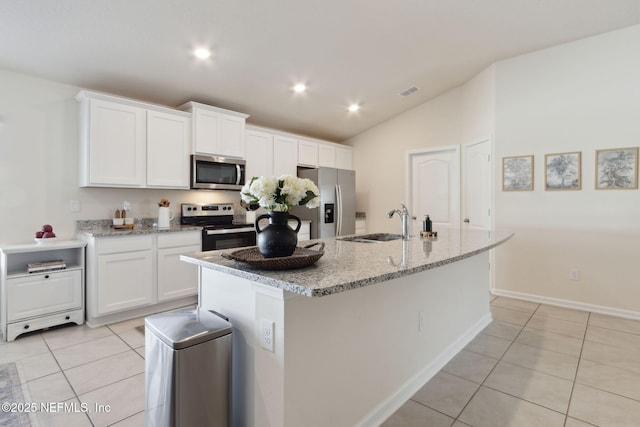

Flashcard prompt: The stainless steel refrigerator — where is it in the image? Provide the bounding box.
[292,168,356,239]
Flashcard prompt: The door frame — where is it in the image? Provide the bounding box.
[406,138,496,291]
[462,135,496,291]
[461,136,495,231]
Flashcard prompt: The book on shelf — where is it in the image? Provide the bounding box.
[27,260,66,273]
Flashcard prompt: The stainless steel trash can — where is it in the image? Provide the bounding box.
[145,306,232,427]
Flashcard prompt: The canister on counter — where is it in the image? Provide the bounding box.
[422,215,432,232]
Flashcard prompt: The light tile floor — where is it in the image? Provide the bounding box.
[0,316,147,426]
[3,296,640,426]
[382,295,640,427]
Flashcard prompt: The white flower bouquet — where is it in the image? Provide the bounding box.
[241,175,320,212]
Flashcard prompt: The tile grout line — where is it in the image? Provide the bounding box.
[562,311,590,427]
[571,319,640,406]
[40,331,97,427]
[406,301,545,423]
[452,302,596,423]
[41,324,144,426]
[449,302,542,423]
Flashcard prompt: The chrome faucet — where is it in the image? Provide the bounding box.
[387,203,410,240]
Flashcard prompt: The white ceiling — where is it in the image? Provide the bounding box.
[1,1,639,141]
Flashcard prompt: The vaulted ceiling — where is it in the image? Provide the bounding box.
[1,0,639,141]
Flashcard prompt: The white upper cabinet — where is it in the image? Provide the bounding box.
[245,129,273,179]
[318,143,337,168]
[245,128,298,179]
[80,97,147,187]
[273,135,298,177]
[77,91,191,189]
[246,126,354,175]
[180,102,249,158]
[147,110,191,188]
[318,142,353,170]
[335,145,353,170]
[298,139,319,167]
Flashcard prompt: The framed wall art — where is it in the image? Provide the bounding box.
[502,155,534,191]
[545,151,581,191]
[595,147,638,190]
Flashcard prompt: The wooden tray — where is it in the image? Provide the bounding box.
[112,224,134,230]
[221,242,325,270]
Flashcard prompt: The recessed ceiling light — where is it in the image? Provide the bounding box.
[193,47,212,60]
[293,83,307,93]
[348,103,360,113]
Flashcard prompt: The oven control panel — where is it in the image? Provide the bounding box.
[181,203,235,217]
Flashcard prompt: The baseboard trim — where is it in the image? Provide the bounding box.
[355,312,493,427]
[86,296,197,327]
[492,289,640,321]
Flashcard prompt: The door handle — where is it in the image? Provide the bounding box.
[464,218,470,223]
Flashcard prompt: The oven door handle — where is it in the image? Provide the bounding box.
[205,227,255,235]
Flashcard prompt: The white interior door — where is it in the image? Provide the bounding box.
[408,145,460,231]
[463,138,493,230]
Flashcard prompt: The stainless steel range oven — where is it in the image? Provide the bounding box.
[181,203,256,251]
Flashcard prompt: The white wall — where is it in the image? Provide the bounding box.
[345,65,495,236]
[346,25,640,315]
[346,87,465,234]
[493,25,640,314]
[0,69,240,246]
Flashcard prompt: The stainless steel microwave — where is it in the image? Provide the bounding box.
[191,155,245,190]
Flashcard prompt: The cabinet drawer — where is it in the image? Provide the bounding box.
[7,270,83,321]
[7,309,84,342]
[157,231,201,249]
[97,235,153,254]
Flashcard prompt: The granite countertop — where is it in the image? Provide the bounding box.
[181,228,513,297]
[76,219,202,237]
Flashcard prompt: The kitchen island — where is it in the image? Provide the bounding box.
[182,229,512,427]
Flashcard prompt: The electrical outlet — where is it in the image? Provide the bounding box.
[570,268,580,281]
[418,310,425,332]
[123,201,131,212]
[261,319,275,352]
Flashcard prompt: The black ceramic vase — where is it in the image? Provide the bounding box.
[255,211,302,258]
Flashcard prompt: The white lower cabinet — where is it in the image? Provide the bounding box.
[157,233,200,302]
[97,249,154,314]
[0,240,86,341]
[83,231,200,326]
[8,270,82,321]
[293,221,311,242]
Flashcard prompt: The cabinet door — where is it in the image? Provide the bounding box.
[245,129,273,179]
[147,111,190,188]
[7,270,82,321]
[273,135,298,176]
[97,250,153,314]
[157,245,201,301]
[88,99,146,186]
[193,108,221,155]
[298,139,319,167]
[194,109,246,158]
[219,115,245,158]
[336,146,353,170]
[318,144,337,168]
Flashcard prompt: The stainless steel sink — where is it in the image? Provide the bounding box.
[338,233,403,243]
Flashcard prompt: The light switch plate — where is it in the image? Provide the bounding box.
[261,319,275,352]
[70,200,81,213]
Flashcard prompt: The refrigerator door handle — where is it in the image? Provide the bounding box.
[336,184,343,236]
